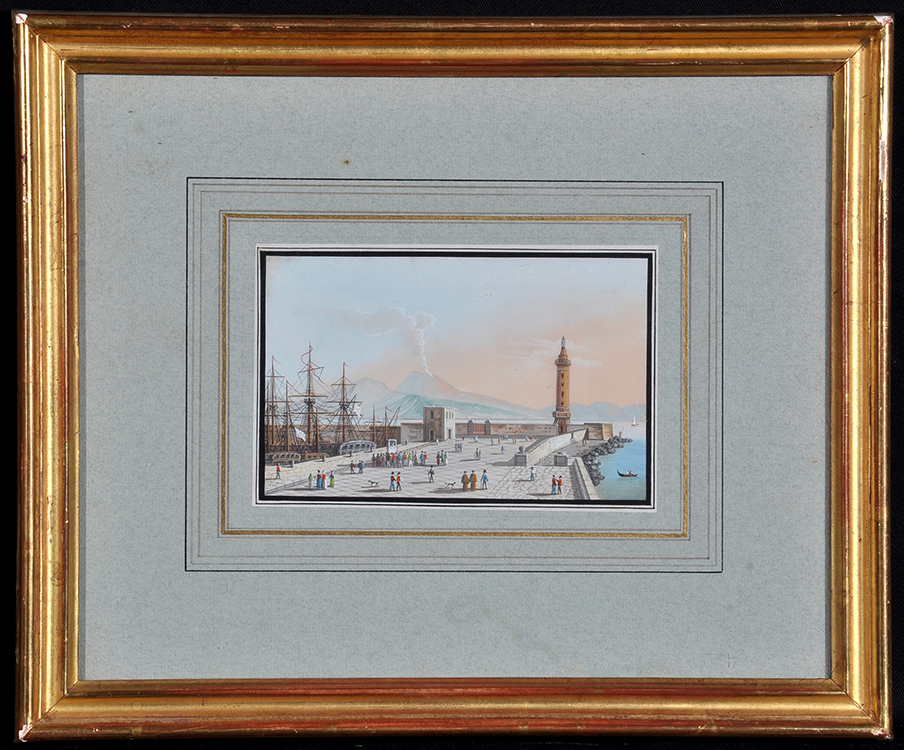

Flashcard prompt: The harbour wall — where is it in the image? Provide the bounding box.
[520,430,597,500]
[523,429,586,464]
[570,455,596,501]
[391,420,613,443]
[456,421,559,437]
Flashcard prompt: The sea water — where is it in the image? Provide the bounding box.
[594,421,648,503]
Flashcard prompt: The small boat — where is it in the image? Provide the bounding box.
[631,415,638,426]
[617,470,638,478]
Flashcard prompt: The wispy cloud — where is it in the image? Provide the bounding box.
[335,306,437,375]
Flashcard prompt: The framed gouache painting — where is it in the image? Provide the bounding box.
[16,14,890,738]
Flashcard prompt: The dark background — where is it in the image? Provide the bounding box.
[8,0,902,748]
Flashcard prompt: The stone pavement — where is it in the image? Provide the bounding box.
[264,435,586,502]
[485,463,579,501]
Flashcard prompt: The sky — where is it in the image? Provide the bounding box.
[263,249,650,410]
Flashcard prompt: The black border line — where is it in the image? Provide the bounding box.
[257,248,655,509]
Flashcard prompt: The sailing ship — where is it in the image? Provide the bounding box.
[263,345,400,461]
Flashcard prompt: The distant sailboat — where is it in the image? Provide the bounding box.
[631,414,638,426]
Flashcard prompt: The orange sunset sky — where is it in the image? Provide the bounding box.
[265,251,650,410]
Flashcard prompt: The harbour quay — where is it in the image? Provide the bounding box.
[263,432,611,503]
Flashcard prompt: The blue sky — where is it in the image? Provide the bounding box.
[263,249,649,410]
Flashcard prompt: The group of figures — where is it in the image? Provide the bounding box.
[386,468,452,491]
[373,450,449,469]
[308,470,335,489]
[460,470,490,491]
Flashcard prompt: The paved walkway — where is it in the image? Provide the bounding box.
[486,463,578,500]
[264,436,585,502]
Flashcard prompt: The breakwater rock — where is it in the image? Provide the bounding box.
[580,436,633,486]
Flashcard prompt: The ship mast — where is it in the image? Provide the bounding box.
[299,344,325,453]
[382,405,400,449]
[283,377,292,451]
[328,362,362,446]
[265,358,285,452]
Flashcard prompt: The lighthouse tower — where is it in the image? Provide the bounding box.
[553,336,572,434]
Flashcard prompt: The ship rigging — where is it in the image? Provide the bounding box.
[263,346,400,460]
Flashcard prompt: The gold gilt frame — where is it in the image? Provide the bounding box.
[16,14,891,738]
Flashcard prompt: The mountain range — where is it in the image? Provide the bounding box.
[352,371,646,423]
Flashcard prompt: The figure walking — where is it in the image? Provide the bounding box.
[481,470,489,490]
[275,463,281,480]
[470,471,477,491]
[390,473,397,492]
[461,472,469,491]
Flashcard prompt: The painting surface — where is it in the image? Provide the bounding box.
[260,250,651,505]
